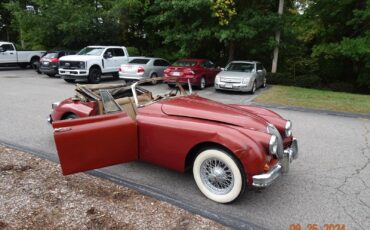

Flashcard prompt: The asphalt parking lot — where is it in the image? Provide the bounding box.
[0,68,369,229]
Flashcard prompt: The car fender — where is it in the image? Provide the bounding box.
[137,113,270,183]
[87,61,102,72]
[51,99,96,121]
[206,125,272,184]
[229,104,288,134]
[148,70,157,78]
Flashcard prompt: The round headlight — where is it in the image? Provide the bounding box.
[269,135,278,155]
[285,120,292,137]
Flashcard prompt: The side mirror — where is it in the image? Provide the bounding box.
[0,47,4,52]
[104,52,112,59]
[220,67,225,71]
[257,69,263,73]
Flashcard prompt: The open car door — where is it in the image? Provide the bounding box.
[52,112,137,175]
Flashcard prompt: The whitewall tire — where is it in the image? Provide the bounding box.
[193,149,244,203]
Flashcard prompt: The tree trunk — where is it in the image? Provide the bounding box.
[228,41,235,63]
[271,0,284,73]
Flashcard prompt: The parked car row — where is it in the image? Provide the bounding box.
[24,43,267,93]
[118,57,267,93]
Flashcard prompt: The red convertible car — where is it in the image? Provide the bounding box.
[50,78,298,203]
[163,59,221,89]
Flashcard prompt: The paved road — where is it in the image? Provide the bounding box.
[0,69,369,229]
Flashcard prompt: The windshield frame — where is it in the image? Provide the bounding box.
[172,60,198,67]
[77,47,105,56]
[131,77,187,107]
[224,62,255,72]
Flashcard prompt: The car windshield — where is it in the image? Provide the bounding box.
[172,60,197,67]
[78,47,104,56]
[225,62,254,72]
[129,59,150,64]
[44,53,58,58]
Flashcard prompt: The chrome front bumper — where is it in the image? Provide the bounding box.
[214,81,253,92]
[252,138,298,188]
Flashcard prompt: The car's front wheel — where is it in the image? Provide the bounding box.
[193,148,245,203]
[250,81,256,94]
[199,77,206,90]
[88,67,102,84]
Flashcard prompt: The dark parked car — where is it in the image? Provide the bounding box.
[37,51,77,77]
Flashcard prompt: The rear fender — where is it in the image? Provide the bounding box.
[55,101,96,121]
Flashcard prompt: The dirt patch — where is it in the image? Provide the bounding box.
[0,145,228,229]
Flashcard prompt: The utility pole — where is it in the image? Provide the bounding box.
[271,0,284,73]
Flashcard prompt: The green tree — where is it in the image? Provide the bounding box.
[4,0,121,50]
[302,0,370,90]
[146,0,285,66]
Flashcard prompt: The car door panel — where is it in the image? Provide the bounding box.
[53,112,138,175]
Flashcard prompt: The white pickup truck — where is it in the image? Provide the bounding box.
[0,41,45,68]
[59,46,134,83]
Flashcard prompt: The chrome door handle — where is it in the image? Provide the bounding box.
[54,127,72,133]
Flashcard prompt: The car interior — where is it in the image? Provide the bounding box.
[73,77,187,119]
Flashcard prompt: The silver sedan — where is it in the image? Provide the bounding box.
[119,57,170,84]
[214,61,266,93]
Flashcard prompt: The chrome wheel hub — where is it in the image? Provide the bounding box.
[200,157,234,195]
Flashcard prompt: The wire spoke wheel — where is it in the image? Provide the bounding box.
[193,149,244,203]
[200,157,234,195]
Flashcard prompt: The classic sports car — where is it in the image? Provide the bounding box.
[50,78,298,203]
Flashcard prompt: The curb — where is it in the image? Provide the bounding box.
[251,102,370,120]
[0,139,266,230]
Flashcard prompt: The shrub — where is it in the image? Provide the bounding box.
[266,72,294,85]
[266,72,321,88]
[327,82,355,93]
[126,47,140,56]
[294,74,321,88]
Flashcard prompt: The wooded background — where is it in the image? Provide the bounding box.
[0,0,369,93]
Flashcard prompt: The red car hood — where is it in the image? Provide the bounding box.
[161,95,269,132]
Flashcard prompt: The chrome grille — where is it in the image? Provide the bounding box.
[267,124,284,159]
[59,61,81,69]
[220,77,241,83]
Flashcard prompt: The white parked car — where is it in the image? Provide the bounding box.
[118,57,170,84]
[214,61,267,94]
[0,41,45,68]
[59,46,133,83]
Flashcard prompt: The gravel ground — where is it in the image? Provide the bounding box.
[0,146,227,229]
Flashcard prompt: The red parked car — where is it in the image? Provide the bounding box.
[163,59,221,89]
[50,78,298,203]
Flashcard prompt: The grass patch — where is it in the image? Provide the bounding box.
[254,85,370,115]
